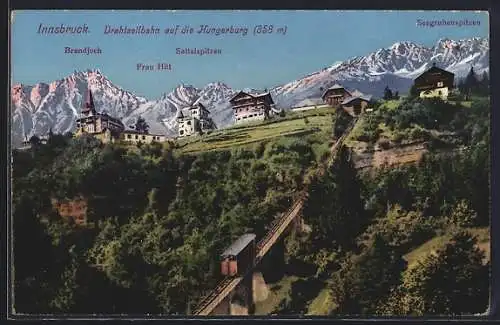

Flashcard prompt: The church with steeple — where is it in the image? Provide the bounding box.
[75,88,125,142]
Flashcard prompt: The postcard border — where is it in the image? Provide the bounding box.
[4,0,500,322]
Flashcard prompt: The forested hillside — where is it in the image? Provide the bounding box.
[273,94,490,315]
[13,92,490,316]
[13,127,329,314]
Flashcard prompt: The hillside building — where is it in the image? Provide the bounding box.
[177,102,217,138]
[413,63,454,100]
[121,130,168,144]
[20,134,49,149]
[290,98,330,112]
[341,94,372,116]
[229,91,277,125]
[75,88,169,144]
[321,84,352,107]
[75,89,125,143]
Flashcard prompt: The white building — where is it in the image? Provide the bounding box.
[177,103,216,138]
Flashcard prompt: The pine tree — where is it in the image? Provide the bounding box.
[28,135,41,147]
[383,86,393,100]
[303,145,365,251]
[479,71,489,95]
[134,116,150,134]
[457,79,465,95]
[330,235,406,314]
[409,84,419,98]
[463,66,479,99]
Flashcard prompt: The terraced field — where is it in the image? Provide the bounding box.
[175,107,337,154]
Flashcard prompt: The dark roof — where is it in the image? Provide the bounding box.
[100,113,124,126]
[415,65,454,81]
[77,112,124,127]
[341,95,372,105]
[100,112,123,121]
[321,84,350,99]
[189,102,210,113]
[229,91,273,103]
[221,233,256,257]
[327,83,344,90]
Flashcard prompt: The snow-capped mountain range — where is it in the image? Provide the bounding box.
[11,37,489,146]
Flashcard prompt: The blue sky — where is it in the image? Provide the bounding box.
[11,10,488,99]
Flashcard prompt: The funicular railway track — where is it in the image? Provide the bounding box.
[193,276,241,315]
[192,117,360,316]
[255,195,306,261]
[193,198,306,315]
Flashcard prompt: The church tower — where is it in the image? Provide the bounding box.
[75,86,125,141]
[81,88,97,117]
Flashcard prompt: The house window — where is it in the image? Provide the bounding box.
[187,121,191,125]
[142,135,146,140]
[127,134,132,139]
[180,130,184,135]
[438,91,442,95]
[135,135,138,139]
[437,81,444,87]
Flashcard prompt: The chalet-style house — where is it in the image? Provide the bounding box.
[229,91,276,125]
[177,102,217,138]
[290,98,328,112]
[321,84,352,107]
[413,63,454,100]
[341,94,372,116]
[75,89,125,143]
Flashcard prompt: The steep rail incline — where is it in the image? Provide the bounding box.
[192,117,360,316]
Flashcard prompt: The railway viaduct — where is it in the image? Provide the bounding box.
[192,117,359,316]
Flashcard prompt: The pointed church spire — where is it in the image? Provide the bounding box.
[82,88,96,114]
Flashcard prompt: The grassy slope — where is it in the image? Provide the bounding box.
[253,275,334,316]
[404,227,490,267]
[306,283,335,315]
[254,275,302,315]
[305,227,490,316]
[175,107,337,155]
